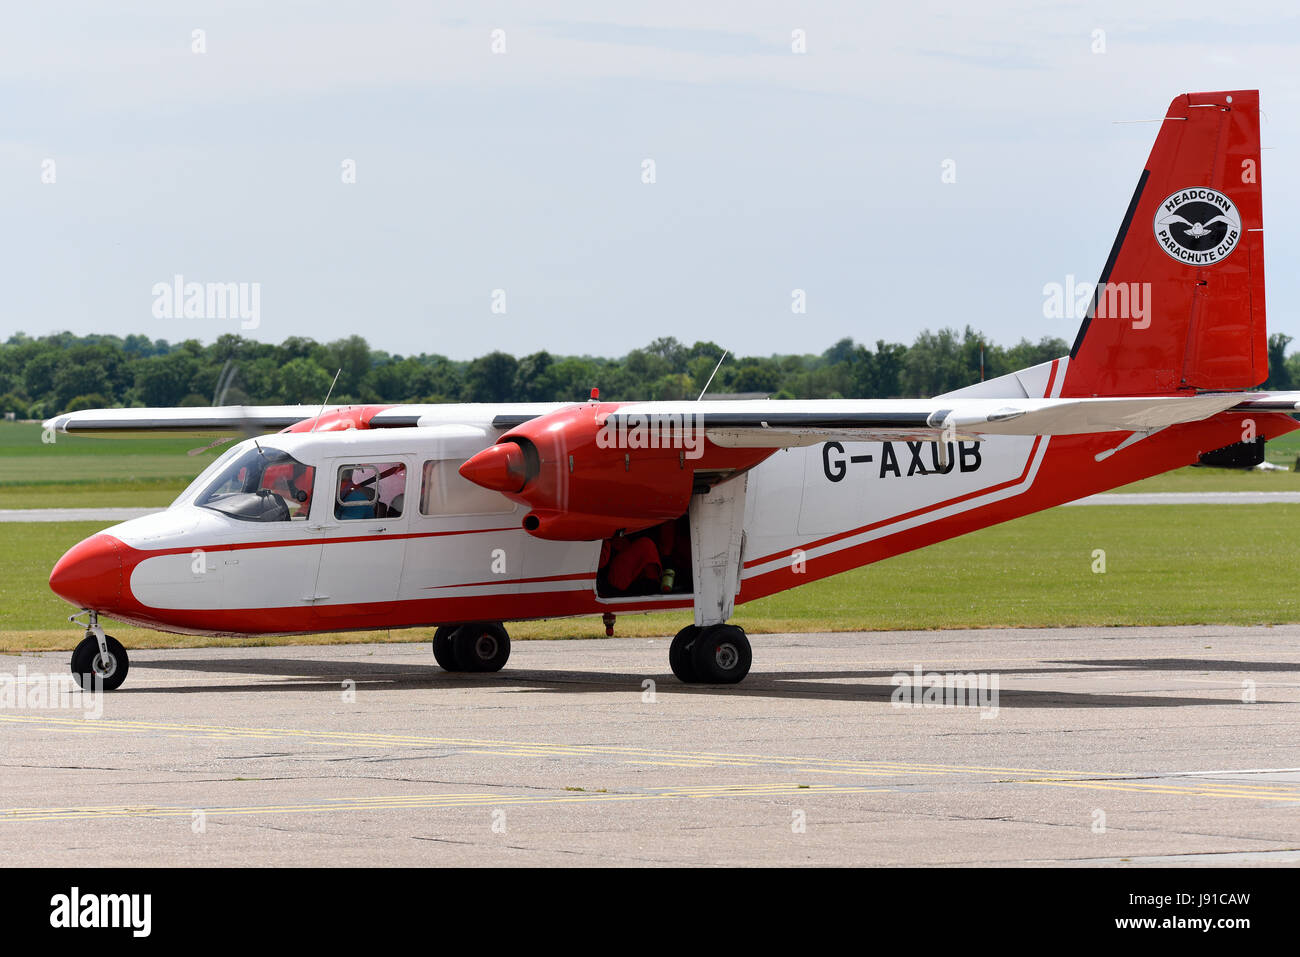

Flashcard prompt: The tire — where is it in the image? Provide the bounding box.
[70,634,129,692]
[669,625,700,682]
[451,622,511,673]
[689,625,751,684]
[432,626,460,671]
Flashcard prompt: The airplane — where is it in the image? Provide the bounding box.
[43,89,1300,691]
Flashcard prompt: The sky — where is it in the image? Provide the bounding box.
[4,1,1300,360]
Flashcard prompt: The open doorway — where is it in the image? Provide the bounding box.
[596,513,693,598]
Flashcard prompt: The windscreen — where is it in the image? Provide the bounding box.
[193,445,315,522]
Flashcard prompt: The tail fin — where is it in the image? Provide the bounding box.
[1063,90,1266,397]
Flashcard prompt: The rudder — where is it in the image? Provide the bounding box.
[1064,90,1265,397]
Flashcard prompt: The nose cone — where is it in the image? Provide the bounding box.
[460,442,528,493]
[49,533,124,610]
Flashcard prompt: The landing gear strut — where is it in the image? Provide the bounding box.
[432,622,511,673]
[70,611,129,691]
[669,623,751,684]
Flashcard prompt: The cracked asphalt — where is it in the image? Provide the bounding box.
[2,625,1298,866]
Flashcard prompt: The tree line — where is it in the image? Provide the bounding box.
[1,328,1294,419]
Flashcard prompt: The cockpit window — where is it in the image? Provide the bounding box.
[194,446,315,522]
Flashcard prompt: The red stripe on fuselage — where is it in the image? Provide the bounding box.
[1044,357,1061,398]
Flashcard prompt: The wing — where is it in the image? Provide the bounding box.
[42,401,575,438]
[605,394,1251,449]
[1157,213,1193,227]
[42,405,332,438]
[1203,214,1236,228]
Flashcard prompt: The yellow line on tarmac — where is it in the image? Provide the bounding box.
[0,783,889,823]
[0,714,1117,780]
[1024,779,1300,802]
[5,713,1295,807]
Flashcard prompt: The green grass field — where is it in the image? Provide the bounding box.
[5,505,1299,652]
[0,422,224,508]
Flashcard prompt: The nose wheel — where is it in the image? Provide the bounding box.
[432,622,511,673]
[70,631,129,691]
[670,624,751,684]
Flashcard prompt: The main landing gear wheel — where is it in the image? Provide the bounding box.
[70,633,129,692]
[431,626,458,670]
[692,624,751,684]
[433,622,511,673]
[670,625,701,682]
[671,624,751,684]
[453,622,510,672]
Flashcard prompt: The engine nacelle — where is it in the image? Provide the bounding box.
[459,402,770,540]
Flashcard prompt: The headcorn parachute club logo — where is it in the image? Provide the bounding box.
[1153,187,1241,265]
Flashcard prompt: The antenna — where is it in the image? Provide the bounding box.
[311,369,342,434]
[696,350,729,402]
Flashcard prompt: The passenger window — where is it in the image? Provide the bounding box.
[335,463,406,520]
[420,460,515,516]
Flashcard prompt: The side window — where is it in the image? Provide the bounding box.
[420,460,515,516]
[335,463,406,520]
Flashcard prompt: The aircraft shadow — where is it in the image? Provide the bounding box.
[1050,658,1300,673]
[123,657,1282,707]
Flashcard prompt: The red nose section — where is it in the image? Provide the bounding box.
[459,442,528,493]
[49,533,125,611]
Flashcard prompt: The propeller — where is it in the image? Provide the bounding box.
[186,359,258,455]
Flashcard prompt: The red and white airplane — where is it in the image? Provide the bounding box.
[45,90,1300,690]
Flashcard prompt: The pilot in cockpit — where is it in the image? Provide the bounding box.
[284,462,313,518]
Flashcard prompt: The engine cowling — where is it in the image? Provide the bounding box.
[458,402,771,540]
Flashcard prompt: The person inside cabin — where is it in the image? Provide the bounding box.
[602,533,663,595]
[336,467,377,519]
